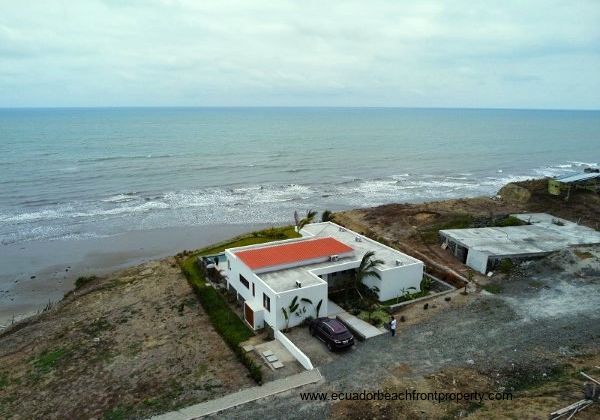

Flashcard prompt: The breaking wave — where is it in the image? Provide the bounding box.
[1,160,596,244]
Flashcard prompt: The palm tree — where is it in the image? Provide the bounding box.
[294,209,317,231]
[321,209,333,222]
[353,251,384,299]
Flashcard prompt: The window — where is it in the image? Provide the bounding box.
[227,260,231,270]
[252,282,255,297]
[240,274,249,289]
[263,293,270,312]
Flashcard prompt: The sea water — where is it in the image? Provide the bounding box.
[1,107,598,245]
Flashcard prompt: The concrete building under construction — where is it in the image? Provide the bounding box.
[439,213,600,274]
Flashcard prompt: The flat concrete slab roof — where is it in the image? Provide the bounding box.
[440,213,600,258]
[259,265,327,293]
[302,222,421,268]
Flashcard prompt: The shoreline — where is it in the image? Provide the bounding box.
[0,222,273,328]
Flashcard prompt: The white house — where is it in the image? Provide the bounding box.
[224,222,424,331]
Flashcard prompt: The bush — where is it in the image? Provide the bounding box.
[498,259,514,274]
[420,276,432,291]
[180,257,262,384]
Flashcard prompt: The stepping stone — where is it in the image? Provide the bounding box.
[262,350,274,357]
[272,361,284,369]
[266,355,278,362]
[242,345,254,352]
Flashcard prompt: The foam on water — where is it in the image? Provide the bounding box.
[1,108,598,245]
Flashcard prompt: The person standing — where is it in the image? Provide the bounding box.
[390,316,397,337]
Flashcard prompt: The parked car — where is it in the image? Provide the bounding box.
[309,317,355,351]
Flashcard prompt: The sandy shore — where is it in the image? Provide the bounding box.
[0,223,271,327]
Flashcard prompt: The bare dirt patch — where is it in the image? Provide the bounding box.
[0,258,254,419]
[329,354,600,420]
[334,179,600,280]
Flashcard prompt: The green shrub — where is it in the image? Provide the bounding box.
[181,255,261,383]
[498,259,514,274]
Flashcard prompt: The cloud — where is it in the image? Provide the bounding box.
[0,0,598,108]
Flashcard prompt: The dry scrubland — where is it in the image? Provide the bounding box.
[0,259,253,419]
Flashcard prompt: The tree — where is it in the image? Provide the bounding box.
[321,210,333,222]
[354,251,384,300]
[294,209,317,231]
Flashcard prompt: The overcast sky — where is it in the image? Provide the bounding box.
[1,0,599,109]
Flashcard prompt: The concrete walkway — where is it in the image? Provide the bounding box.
[150,369,322,420]
[336,312,385,340]
[327,300,385,340]
[327,300,345,317]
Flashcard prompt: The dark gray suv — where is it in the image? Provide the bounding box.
[309,317,355,351]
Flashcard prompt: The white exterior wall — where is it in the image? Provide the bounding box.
[226,249,328,331]
[466,249,489,274]
[362,262,424,301]
[225,249,278,330]
[274,280,328,330]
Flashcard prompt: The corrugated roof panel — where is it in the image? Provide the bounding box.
[554,172,600,183]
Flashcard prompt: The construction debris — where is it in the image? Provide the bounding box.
[549,371,599,419]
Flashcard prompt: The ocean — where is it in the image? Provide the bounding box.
[1,107,599,246]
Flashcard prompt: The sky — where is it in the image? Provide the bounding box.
[0,0,599,109]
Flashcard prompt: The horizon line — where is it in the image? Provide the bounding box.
[1,105,599,112]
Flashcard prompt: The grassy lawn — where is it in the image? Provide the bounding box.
[417,214,473,244]
[177,226,300,384]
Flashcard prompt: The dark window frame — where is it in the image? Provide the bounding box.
[263,293,271,312]
[240,274,249,289]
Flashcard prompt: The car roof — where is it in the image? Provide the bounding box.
[318,318,348,334]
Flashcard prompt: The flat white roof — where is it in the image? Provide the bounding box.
[228,222,422,293]
[301,222,421,268]
[440,213,600,258]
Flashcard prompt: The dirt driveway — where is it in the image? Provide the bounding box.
[284,326,362,368]
[212,247,600,419]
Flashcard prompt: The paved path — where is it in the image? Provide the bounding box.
[336,312,385,339]
[150,369,323,420]
[327,300,345,317]
[328,299,385,340]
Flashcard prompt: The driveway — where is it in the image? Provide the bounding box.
[209,248,600,419]
[284,326,361,368]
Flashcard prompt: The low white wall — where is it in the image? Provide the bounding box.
[275,330,314,371]
[362,262,424,302]
[466,249,488,274]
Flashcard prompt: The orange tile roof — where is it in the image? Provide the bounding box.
[234,237,353,270]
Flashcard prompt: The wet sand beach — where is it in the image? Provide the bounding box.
[0,223,270,327]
